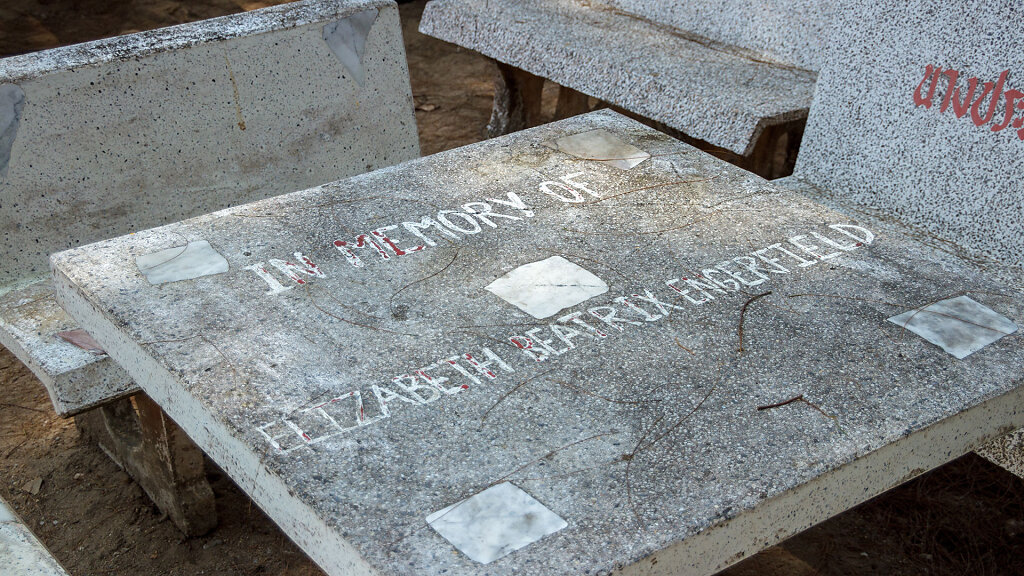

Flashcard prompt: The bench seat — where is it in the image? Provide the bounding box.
[0,0,420,536]
[419,0,816,156]
[0,278,133,416]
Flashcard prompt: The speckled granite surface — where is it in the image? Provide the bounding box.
[419,0,816,156]
[0,0,417,415]
[52,111,1024,575]
[593,0,833,71]
[776,0,1024,481]
[793,0,1024,272]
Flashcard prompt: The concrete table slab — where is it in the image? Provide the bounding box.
[0,0,418,416]
[52,111,1024,575]
[419,0,816,156]
[0,496,70,576]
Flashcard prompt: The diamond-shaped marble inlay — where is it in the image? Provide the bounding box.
[135,240,229,285]
[426,482,567,564]
[887,295,1018,359]
[486,256,608,319]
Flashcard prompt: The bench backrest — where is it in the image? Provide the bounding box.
[596,0,833,70]
[0,0,417,288]
[794,0,1024,271]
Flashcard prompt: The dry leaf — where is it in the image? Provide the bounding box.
[22,477,42,495]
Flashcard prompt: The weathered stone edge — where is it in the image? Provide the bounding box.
[51,263,380,575]
[0,0,394,84]
[615,383,1024,575]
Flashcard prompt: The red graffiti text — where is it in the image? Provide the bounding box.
[913,65,1024,140]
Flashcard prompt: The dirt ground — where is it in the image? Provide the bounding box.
[2,1,1024,575]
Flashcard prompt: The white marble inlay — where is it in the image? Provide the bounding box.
[426,482,567,564]
[322,8,379,86]
[544,128,651,170]
[486,256,608,319]
[135,240,229,285]
[887,295,1018,359]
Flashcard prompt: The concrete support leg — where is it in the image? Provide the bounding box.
[976,428,1024,479]
[486,62,545,138]
[75,393,216,536]
[747,119,806,180]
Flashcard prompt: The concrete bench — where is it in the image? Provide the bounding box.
[419,0,829,177]
[774,0,1024,475]
[48,0,1024,571]
[0,0,418,534]
[51,104,1022,575]
[1,496,70,576]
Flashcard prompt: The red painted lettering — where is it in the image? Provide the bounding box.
[915,65,1023,141]
[913,64,940,108]
[971,69,1009,127]
[993,89,1024,132]
[333,235,389,267]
